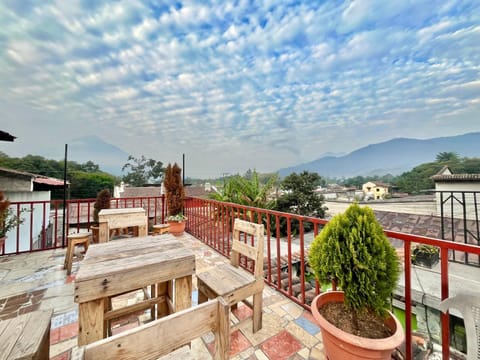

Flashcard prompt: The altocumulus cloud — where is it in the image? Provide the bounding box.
[0,0,479,177]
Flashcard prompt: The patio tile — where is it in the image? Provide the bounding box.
[259,330,302,360]
[293,314,320,336]
[50,351,70,360]
[111,320,140,335]
[50,322,79,345]
[232,304,253,321]
[0,233,327,359]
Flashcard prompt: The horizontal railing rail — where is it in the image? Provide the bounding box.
[1,196,166,255]
[3,194,480,360]
[185,196,480,360]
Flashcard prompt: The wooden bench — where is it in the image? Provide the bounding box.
[0,309,53,360]
[152,224,170,235]
[64,232,91,275]
[74,297,230,360]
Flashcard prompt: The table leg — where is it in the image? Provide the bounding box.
[98,222,109,243]
[175,275,192,312]
[156,282,169,318]
[138,224,147,237]
[78,299,105,345]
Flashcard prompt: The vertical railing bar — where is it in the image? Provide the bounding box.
[462,192,468,264]
[440,246,450,359]
[299,219,305,305]
[287,217,292,296]
[404,239,412,360]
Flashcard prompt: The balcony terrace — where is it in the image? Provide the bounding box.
[1,195,479,359]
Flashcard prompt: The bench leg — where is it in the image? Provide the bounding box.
[252,292,262,333]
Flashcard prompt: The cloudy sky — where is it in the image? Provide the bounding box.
[1,1,479,178]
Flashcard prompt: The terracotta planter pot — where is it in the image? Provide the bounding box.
[168,221,186,236]
[311,291,405,360]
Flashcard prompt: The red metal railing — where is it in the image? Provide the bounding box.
[1,196,166,255]
[3,195,480,359]
[185,197,480,360]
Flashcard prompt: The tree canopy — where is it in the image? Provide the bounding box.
[210,169,278,209]
[122,155,165,186]
[0,152,117,199]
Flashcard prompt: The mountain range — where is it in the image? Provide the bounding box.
[278,132,480,178]
[62,132,480,179]
[67,135,129,176]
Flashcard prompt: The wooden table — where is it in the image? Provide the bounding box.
[74,235,195,345]
[0,309,53,360]
[98,208,148,243]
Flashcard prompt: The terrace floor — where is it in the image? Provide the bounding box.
[0,232,326,360]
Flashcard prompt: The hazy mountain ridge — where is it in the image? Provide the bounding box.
[67,135,129,176]
[278,132,480,178]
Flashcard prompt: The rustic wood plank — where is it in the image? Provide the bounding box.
[0,309,53,360]
[174,276,192,312]
[104,296,166,321]
[75,252,194,303]
[83,299,227,360]
[78,300,105,346]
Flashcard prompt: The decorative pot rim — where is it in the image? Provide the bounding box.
[311,291,405,350]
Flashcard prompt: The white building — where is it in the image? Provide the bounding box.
[431,166,480,220]
[0,167,65,253]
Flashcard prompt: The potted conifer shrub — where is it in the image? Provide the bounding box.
[164,163,186,236]
[90,188,111,243]
[308,203,404,360]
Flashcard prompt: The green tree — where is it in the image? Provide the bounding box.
[210,170,277,209]
[436,151,459,162]
[274,171,326,235]
[122,155,165,186]
[69,172,116,199]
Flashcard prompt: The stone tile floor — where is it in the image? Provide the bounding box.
[0,233,326,360]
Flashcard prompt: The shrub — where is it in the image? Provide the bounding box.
[93,189,111,223]
[309,203,400,317]
[164,163,185,221]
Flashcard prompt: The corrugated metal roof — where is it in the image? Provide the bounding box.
[33,177,65,186]
[0,166,66,187]
[432,174,480,182]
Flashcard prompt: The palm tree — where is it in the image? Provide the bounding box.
[211,170,277,209]
[436,152,459,162]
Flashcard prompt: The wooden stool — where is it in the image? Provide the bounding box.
[152,224,169,235]
[0,309,53,360]
[64,232,91,275]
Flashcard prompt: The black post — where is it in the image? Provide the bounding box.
[182,153,185,186]
[62,144,67,247]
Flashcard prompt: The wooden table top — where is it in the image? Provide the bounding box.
[98,208,146,216]
[74,235,195,303]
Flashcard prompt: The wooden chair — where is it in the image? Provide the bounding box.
[75,297,230,360]
[197,218,264,333]
[64,232,91,275]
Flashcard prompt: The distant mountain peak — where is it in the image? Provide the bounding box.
[278,132,480,178]
[67,135,129,175]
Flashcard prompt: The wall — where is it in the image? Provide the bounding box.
[3,191,51,253]
[435,182,480,220]
[0,177,32,192]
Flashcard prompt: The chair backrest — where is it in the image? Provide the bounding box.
[78,297,230,360]
[439,293,480,360]
[231,219,264,279]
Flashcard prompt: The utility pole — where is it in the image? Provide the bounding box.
[62,144,67,248]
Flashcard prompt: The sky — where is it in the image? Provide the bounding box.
[1,0,479,179]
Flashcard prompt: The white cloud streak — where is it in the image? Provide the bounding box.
[0,0,479,177]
